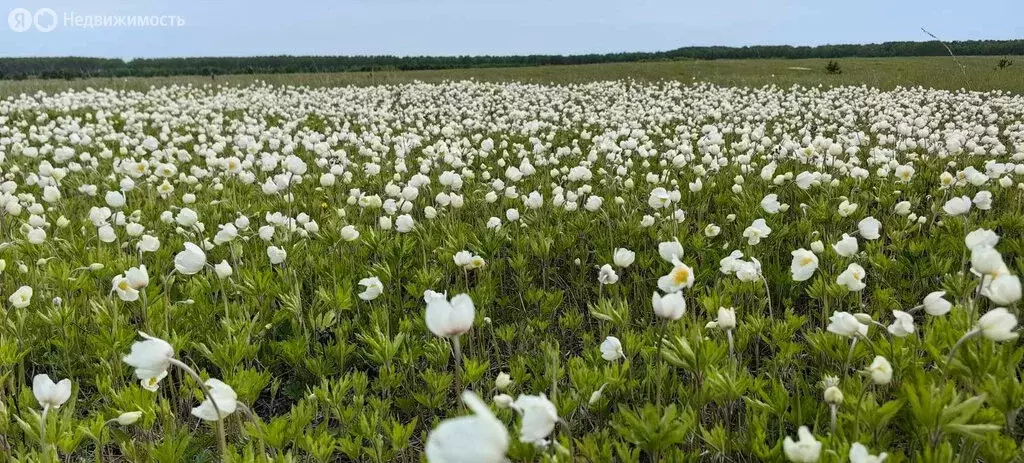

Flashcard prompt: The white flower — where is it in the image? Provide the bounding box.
[790,248,818,282]
[8,285,33,308]
[358,277,384,301]
[112,275,139,302]
[965,228,999,251]
[512,394,558,445]
[174,242,207,275]
[833,233,858,257]
[33,374,72,409]
[493,394,514,409]
[395,214,415,233]
[26,227,46,244]
[190,379,238,422]
[849,442,888,463]
[597,264,619,285]
[704,224,721,237]
[657,259,694,293]
[175,207,199,227]
[760,194,781,213]
[984,273,1021,305]
[613,248,635,268]
[894,201,912,215]
[976,307,1018,341]
[122,332,174,380]
[425,391,509,463]
[214,260,233,279]
[340,225,360,241]
[600,336,624,361]
[719,250,745,275]
[648,187,671,209]
[658,239,684,262]
[824,386,843,404]
[137,235,160,253]
[971,246,1005,274]
[213,223,238,245]
[115,411,143,425]
[742,218,772,245]
[923,291,952,316]
[425,293,475,338]
[838,199,858,217]
[652,291,686,320]
[887,310,915,337]
[105,191,126,208]
[836,263,867,291]
[942,196,972,216]
[715,307,737,330]
[783,426,822,463]
[735,259,762,283]
[973,190,992,210]
[454,250,475,269]
[827,311,868,338]
[495,372,512,391]
[867,356,892,385]
[267,246,287,265]
[857,217,881,240]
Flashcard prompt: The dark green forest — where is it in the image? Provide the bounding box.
[2,39,1022,80]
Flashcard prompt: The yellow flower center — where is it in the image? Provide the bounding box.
[800,257,814,266]
[672,267,690,285]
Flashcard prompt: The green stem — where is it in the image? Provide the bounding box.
[169,358,227,460]
[655,320,668,407]
[40,405,50,460]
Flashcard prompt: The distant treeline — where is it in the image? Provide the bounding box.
[2,40,1022,80]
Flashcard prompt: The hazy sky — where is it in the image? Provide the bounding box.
[3,0,1022,58]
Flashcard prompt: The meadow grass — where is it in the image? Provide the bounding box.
[1,56,1021,96]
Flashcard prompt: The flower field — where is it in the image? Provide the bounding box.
[1,81,1023,462]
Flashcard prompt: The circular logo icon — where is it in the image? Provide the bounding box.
[34,8,57,32]
[8,8,32,32]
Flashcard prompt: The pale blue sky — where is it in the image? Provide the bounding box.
[3,0,1022,58]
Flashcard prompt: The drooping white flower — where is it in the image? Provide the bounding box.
[833,233,858,257]
[425,391,509,463]
[358,277,384,301]
[976,307,1019,342]
[965,228,999,251]
[827,311,868,338]
[512,394,559,445]
[174,242,207,275]
[857,217,881,240]
[923,291,952,316]
[123,332,174,380]
[657,239,684,263]
[887,310,915,337]
[190,379,238,422]
[942,196,972,216]
[600,336,624,361]
[867,356,892,385]
[267,246,288,265]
